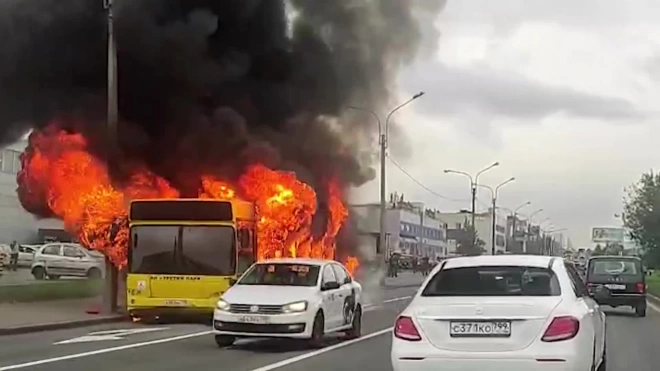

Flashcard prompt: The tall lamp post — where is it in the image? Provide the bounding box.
[478,177,515,255]
[102,0,119,314]
[527,208,543,253]
[543,228,567,255]
[510,201,531,252]
[444,162,499,243]
[347,92,425,282]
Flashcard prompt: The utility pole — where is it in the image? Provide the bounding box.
[445,162,499,246]
[470,186,477,233]
[513,202,531,252]
[103,0,119,314]
[527,208,543,253]
[478,177,515,255]
[347,92,425,284]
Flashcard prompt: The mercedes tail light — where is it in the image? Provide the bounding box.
[394,316,422,341]
[541,316,580,342]
[636,282,646,293]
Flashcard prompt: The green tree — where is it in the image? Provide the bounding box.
[456,224,486,256]
[623,171,660,266]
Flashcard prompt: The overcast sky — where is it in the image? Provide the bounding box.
[351,0,660,247]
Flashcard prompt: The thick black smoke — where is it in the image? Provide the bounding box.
[3,0,445,253]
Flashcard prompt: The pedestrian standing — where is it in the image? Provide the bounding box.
[9,240,18,271]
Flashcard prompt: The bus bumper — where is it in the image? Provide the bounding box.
[128,298,216,322]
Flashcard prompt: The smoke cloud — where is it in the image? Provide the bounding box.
[1,0,445,252]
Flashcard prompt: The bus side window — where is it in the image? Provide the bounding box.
[237,228,255,274]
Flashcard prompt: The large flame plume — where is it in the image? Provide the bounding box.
[18,123,358,275]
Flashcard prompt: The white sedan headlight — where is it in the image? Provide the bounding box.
[216,299,230,311]
[282,301,308,313]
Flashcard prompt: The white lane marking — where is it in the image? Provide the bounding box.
[0,296,412,370]
[54,327,170,345]
[383,296,412,304]
[249,327,393,371]
[0,331,213,371]
[640,293,660,313]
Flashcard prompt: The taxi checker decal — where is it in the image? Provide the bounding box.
[150,276,202,281]
[342,287,357,326]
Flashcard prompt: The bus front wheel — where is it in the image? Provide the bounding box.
[214,335,235,348]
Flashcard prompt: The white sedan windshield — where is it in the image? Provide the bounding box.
[238,263,320,287]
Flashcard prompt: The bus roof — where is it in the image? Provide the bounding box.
[129,198,256,222]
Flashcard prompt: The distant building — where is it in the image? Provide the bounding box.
[506,215,528,253]
[350,193,448,259]
[0,140,65,244]
[437,209,507,255]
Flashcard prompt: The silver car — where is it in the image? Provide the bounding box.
[31,243,105,280]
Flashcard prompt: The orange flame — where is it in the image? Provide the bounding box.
[18,124,358,275]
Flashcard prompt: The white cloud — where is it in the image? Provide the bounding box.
[351,0,660,247]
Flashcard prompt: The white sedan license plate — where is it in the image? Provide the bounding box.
[237,315,270,324]
[605,284,626,290]
[450,321,511,337]
[164,300,187,306]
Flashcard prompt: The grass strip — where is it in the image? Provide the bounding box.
[0,279,103,303]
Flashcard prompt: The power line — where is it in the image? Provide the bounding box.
[386,154,468,203]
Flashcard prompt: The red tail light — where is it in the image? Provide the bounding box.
[636,282,646,293]
[394,316,422,341]
[541,316,579,342]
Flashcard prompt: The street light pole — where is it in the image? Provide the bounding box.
[478,177,515,255]
[347,92,425,282]
[511,201,531,253]
[102,0,119,315]
[444,162,499,245]
[543,228,567,255]
[527,208,543,253]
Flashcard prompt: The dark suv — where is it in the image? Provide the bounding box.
[586,256,646,317]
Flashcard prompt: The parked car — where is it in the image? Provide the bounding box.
[31,243,105,280]
[0,244,7,275]
[17,244,39,267]
[391,255,607,371]
[0,244,10,268]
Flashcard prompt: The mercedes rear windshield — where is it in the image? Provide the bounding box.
[421,265,561,297]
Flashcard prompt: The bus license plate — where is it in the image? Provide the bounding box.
[237,315,269,324]
[164,300,188,306]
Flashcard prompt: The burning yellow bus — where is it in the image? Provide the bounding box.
[126,198,257,321]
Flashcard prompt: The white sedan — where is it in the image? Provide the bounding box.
[391,255,607,371]
[213,258,363,348]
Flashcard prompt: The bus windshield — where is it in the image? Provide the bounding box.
[129,225,236,276]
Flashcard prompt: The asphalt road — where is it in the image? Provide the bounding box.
[1,287,660,371]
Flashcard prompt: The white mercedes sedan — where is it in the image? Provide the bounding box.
[391,255,607,371]
[213,258,362,348]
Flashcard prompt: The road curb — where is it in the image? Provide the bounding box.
[0,314,128,336]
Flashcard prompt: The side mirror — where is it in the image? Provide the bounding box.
[322,281,340,291]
